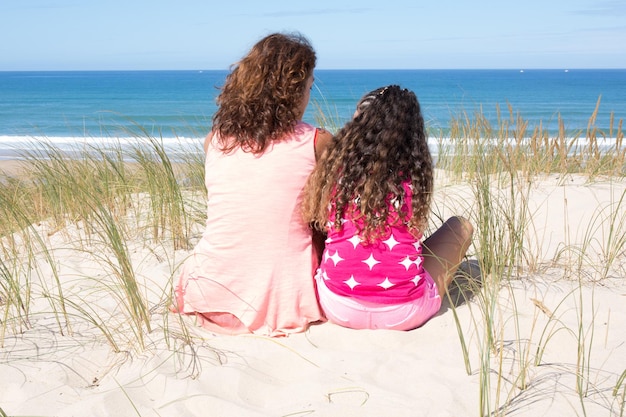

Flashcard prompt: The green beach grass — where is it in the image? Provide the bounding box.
[0,104,625,416]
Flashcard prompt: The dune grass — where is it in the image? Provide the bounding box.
[0,134,205,352]
[0,103,625,415]
[432,101,625,416]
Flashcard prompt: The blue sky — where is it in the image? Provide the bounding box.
[1,0,625,70]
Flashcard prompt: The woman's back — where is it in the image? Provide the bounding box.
[175,122,324,336]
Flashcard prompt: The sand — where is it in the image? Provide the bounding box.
[1,165,625,416]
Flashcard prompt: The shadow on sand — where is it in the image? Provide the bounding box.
[437,259,483,315]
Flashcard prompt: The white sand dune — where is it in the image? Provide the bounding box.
[1,173,625,416]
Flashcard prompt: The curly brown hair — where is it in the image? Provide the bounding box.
[302,85,433,241]
[212,32,316,154]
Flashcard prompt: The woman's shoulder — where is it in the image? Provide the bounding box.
[293,120,318,133]
[203,131,214,154]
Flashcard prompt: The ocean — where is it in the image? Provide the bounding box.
[0,69,625,159]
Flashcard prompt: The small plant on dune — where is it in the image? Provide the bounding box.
[614,369,626,417]
[18,138,133,239]
[0,184,34,341]
[311,85,345,134]
[125,127,195,251]
[88,199,152,348]
[0,255,30,344]
[0,175,73,344]
[597,189,626,279]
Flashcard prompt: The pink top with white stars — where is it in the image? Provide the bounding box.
[319,181,429,304]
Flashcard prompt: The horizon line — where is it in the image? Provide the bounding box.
[1,67,626,72]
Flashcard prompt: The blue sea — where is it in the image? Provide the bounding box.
[0,69,625,159]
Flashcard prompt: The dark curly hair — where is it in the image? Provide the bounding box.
[302,85,433,241]
[212,32,316,154]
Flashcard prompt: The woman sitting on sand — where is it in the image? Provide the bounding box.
[173,32,332,336]
[303,85,473,330]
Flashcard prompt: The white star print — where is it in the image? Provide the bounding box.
[400,255,421,270]
[328,250,344,266]
[362,253,381,270]
[411,275,423,286]
[347,235,362,248]
[344,275,360,290]
[383,234,400,250]
[378,277,395,289]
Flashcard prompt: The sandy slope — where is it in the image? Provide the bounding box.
[1,173,625,416]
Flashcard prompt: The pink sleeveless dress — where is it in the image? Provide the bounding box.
[174,122,324,336]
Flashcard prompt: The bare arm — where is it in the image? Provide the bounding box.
[314,128,333,161]
[203,131,215,154]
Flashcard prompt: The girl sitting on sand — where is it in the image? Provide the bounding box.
[173,32,332,336]
[302,85,473,330]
